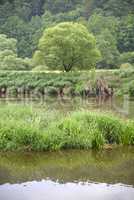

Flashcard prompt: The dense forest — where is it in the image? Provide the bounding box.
[0,0,134,70]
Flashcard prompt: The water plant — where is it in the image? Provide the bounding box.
[0,104,134,151]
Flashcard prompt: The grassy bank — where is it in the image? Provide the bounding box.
[0,70,127,97]
[0,70,133,97]
[0,104,133,151]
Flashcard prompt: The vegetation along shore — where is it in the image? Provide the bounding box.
[0,69,134,98]
[0,105,133,151]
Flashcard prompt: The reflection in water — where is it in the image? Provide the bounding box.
[0,96,134,118]
[0,149,134,200]
[0,148,134,186]
[0,180,134,200]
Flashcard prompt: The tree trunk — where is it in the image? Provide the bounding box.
[63,63,73,72]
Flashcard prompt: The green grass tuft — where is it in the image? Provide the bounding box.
[0,105,134,151]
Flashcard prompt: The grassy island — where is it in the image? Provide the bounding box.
[0,104,133,151]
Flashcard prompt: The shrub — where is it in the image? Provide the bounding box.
[120,52,134,65]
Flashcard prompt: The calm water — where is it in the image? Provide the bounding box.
[0,95,134,118]
[0,97,134,199]
[0,148,134,200]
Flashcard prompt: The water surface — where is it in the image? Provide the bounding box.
[1,96,134,118]
[0,148,134,200]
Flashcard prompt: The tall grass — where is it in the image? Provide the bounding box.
[0,104,134,151]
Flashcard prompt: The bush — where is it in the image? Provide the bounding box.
[120,52,134,65]
[119,63,134,78]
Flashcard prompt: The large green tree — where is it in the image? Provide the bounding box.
[33,22,101,72]
[0,0,133,69]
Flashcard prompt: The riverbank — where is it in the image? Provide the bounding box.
[0,70,133,97]
[0,104,133,151]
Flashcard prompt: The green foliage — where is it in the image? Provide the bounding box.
[32,65,49,71]
[119,52,134,65]
[88,13,120,68]
[34,22,101,71]
[88,12,119,37]
[0,70,132,97]
[0,105,134,151]
[96,30,120,68]
[119,64,134,78]
[0,71,89,96]
[44,0,82,14]
[0,34,17,53]
[0,0,133,69]
[0,15,43,58]
[119,63,134,89]
[0,0,84,58]
[117,14,134,53]
[90,0,134,17]
[128,81,134,97]
[0,34,32,70]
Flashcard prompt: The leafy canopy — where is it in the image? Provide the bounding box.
[0,34,17,53]
[96,29,120,68]
[88,12,120,68]
[34,22,101,72]
[0,34,32,70]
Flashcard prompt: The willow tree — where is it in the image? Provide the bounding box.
[34,22,101,72]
